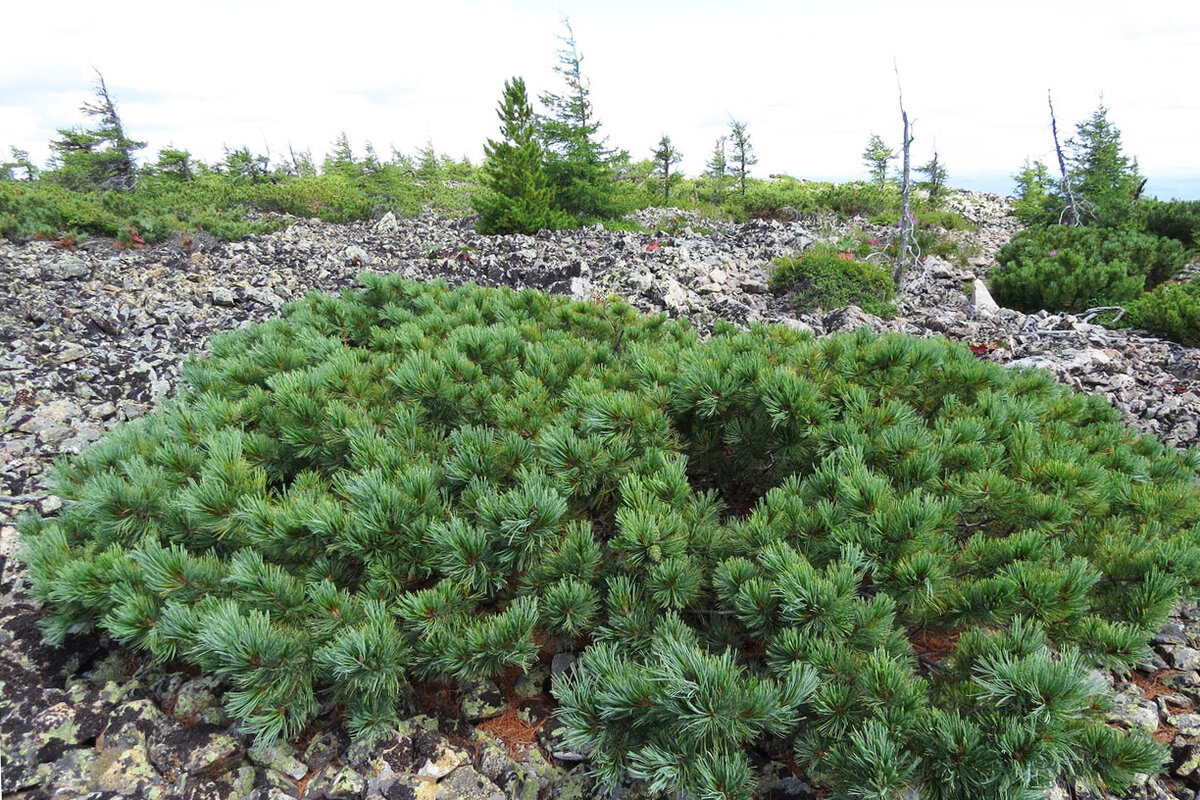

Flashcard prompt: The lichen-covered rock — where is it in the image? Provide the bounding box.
[172,675,229,725]
[147,721,246,782]
[459,678,505,722]
[414,730,467,780]
[304,763,367,799]
[248,740,310,781]
[512,664,549,699]
[90,743,171,797]
[434,766,505,800]
[302,727,349,772]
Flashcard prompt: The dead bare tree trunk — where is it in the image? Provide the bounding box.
[1048,91,1082,226]
[895,64,915,283]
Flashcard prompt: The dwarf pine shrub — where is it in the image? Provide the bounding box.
[1125,276,1200,347]
[989,225,1186,313]
[19,276,1200,798]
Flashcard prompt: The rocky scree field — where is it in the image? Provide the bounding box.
[2,191,1200,800]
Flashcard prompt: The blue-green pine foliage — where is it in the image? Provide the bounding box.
[19,277,1200,798]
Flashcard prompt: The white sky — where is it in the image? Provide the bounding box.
[3,0,1199,198]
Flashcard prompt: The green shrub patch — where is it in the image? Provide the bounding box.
[989,225,1187,313]
[770,243,897,318]
[19,276,1200,798]
[1126,276,1200,346]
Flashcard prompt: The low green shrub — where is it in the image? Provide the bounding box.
[1139,198,1200,248]
[770,243,897,317]
[1125,277,1200,346]
[21,276,1200,798]
[815,180,897,219]
[733,176,822,220]
[915,206,975,231]
[0,163,475,244]
[989,225,1187,313]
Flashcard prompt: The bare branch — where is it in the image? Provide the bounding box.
[895,61,916,283]
[1048,91,1082,226]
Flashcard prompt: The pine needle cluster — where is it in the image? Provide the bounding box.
[19,276,1200,797]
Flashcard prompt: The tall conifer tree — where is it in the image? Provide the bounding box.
[1066,101,1143,225]
[728,119,757,197]
[474,77,564,235]
[537,19,625,223]
[651,134,683,203]
[705,136,729,204]
[48,70,144,192]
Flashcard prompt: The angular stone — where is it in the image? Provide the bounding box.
[971,278,1000,315]
[172,675,227,725]
[1169,646,1200,671]
[415,736,465,780]
[1169,712,1200,736]
[1109,691,1161,734]
[305,763,367,799]
[249,740,310,781]
[435,766,506,800]
[52,343,89,365]
[513,664,549,698]
[91,743,171,795]
[344,245,371,266]
[210,287,236,306]
[823,305,884,334]
[460,677,506,722]
[149,721,246,781]
[384,775,439,800]
[375,212,400,233]
[42,255,90,280]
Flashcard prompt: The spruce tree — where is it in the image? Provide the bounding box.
[728,119,757,197]
[537,19,626,224]
[323,132,359,176]
[917,149,948,204]
[862,133,894,187]
[705,136,729,204]
[1066,101,1143,226]
[48,70,144,192]
[651,134,683,204]
[473,77,565,235]
[1012,158,1056,224]
[149,148,195,182]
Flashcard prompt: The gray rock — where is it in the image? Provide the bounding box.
[172,675,228,726]
[513,664,549,698]
[436,765,506,800]
[304,763,366,799]
[147,721,246,781]
[1170,647,1200,672]
[375,211,401,233]
[42,255,90,280]
[1170,713,1200,737]
[344,245,371,266]
[823,305,884,334]
[210,286,236,306]
[248,740,310,781]
[460,677,506,722]
[1109,690,1162,734]
[971,278,1000,316]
